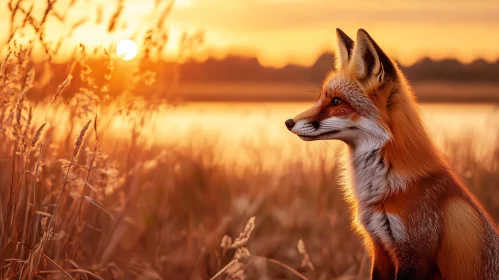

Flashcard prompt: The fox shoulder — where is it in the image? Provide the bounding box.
[438,197,488,280]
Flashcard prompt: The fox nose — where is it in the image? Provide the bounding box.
[285,119,295,130]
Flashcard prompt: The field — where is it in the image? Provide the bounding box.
[1,1,499,278]
[1,47,499,280]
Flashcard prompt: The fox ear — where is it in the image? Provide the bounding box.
[335,28,355,69]
[351,29,397,86]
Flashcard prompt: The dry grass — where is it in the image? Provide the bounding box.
[1,1,499,279]
[0,41,364,280]
[0,49,498,280]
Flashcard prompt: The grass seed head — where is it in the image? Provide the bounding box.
[231,216,255,249]
[24,105,32,135]
[234,248,250,260]
[50,73,73,105]
[23,68,35,93]
[14,91,26,135]
[220,235,232,249]
[73,119,92,159]
[31,123,47,148]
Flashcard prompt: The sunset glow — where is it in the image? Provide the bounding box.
[175,0,193,8]
[0,0,498,66]
[116,39,138,61]
[1,0,499,278]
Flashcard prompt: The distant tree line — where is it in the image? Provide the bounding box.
[177,52,499,84]
[26,52,499,102]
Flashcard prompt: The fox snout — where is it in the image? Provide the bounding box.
[284,119,295,130]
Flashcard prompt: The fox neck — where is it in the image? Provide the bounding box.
[347,82,446,204]
[347,134,404,205]
[381,81,447,181]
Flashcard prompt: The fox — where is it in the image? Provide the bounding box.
[285,28,499,279]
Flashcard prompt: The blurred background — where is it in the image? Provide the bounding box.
[0,0,498,279]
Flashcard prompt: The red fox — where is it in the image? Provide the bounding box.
[285,28,499,279]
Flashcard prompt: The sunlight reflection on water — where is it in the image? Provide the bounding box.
[38,102,499,169]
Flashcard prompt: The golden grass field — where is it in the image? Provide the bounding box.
[1,46,499,280]
[1,1,499,278]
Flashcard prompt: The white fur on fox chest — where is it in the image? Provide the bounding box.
[357,206,407,253]
[348,141,408,251]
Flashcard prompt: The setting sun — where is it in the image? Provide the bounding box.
[1,0,499,279]
[116,39,138,61]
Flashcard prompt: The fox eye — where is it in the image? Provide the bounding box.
[331,97,343,106]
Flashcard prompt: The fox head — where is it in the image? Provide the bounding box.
[286,28,408,150]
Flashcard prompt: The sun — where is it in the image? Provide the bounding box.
[116,39,138,61]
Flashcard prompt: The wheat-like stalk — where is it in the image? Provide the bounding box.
[212,217,311,280]
[31,123,47,148]
[49,73,72,106]
[73,119,92,159]
[25,105,33,135]
[212,217,256,280]
[231,216,255,249]
[14,90,26,135]
[23,68,35,94]
[41,119,93,272]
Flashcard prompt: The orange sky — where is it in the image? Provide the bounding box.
[2,0,499,67]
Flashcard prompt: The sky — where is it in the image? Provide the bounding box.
[1,0,499,67]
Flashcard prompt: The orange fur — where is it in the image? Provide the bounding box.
[293,105,321,120]
[293,87,358,122]
[438,198,483,280]
[286,28,499,279]
[380,78,447,180]
[382,180,424,222]
[371,242,396,279]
